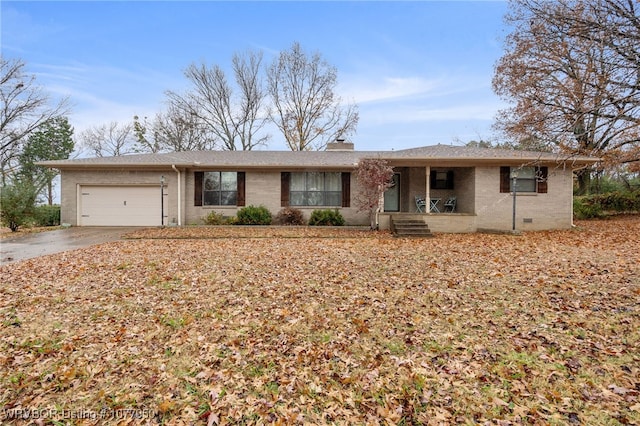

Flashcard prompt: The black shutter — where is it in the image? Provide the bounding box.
[446,170,454,190]
[430,170,437,187]
[537,166,548,193]
[237,172,246,206]
[341,172,350,207]
[194,172,203,206]
[281,172,290,207]
[500,167,510,193]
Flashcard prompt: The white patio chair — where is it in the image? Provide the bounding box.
[415,196,426,213]
[443,196,457,212]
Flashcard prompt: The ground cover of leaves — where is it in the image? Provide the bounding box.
[1,216,638,425]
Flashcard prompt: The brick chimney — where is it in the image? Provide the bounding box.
[326,138,354,151]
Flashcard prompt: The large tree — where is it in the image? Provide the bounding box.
[133,105,216,153]
[0,58,69,184]
[267,42,359,151]
[493,0,640,192]
[18,116,74,205]
[167,49,270,151]
[79,121,136,157]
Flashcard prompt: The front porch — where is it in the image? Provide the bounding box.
[379,166,478,233]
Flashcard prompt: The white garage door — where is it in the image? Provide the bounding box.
[80,185,161,226]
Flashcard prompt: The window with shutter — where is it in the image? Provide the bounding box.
[194,171,239,206]
[288,172,343,206]
[500,166,549,193]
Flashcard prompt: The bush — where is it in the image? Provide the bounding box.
[0,181,38,232]
[274,207,305,226]
[33,205,61,227]
[236,205,272,225]
[308,209,345,226]
[574,190,640,219]
[573,197,605,219]
[203,211,228,225]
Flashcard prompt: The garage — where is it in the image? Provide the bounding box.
[79,185,162,226]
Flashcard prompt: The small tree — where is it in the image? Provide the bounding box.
[0,179,38,231]
[354,158,395,230]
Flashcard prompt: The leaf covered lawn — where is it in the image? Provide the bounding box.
[1,216,639,425]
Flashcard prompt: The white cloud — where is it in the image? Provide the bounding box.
[340,75,442,104]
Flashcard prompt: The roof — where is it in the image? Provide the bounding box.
[38,144,599,169]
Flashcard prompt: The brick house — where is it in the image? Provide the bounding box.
[40,142,598,232]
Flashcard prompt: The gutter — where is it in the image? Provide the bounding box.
[172,164,182,226]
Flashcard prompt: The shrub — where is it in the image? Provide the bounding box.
[574,190,640,219]
[33,205,61,227]
[236,205,272,225]
[308,209,345,226]
[274,207,305,226]
[573,197,604,219]
[203,211,227,225]
[0,181,38,232]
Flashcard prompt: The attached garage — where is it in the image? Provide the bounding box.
[79,185,162,226]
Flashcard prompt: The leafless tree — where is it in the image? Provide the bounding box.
[79,121,136,157]
[0,58,69,183]
[493,0,640,192]
[133,105,216,153]
[267,42,359,151]
[167,49,270,151]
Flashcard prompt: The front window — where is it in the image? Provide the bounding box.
[203,171,237,205]
[511,167,537,192]
[290,172,341,206]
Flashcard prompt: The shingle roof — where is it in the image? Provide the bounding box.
[38,144,599,169]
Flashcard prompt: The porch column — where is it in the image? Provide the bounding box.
[425,166,430,212]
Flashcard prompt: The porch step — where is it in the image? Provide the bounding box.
[392,218,433,238]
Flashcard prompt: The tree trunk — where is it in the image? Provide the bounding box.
[575,169,591,195]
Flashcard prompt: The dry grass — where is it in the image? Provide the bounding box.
[1,217,639,425]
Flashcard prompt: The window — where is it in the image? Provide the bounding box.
[282,172,342,206]
[500,166,548,194]
[430,170,454,189]
[204,172,237,205]
[194,171,245,206]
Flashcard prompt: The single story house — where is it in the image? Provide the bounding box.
[40,141,599,233]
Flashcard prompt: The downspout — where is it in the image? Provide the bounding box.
[172,164,181,226]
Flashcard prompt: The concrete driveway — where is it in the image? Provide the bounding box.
[0,227,139,264]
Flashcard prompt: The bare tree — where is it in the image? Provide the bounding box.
[267,42,359,151]
[0,58,69,183]
[79,121,136,157]
[167,49,269,151]
[133,105,216,153]
[493,0,640,192]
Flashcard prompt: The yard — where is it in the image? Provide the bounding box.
[1,216,638,425]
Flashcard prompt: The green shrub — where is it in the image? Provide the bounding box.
[573,197,604,219]
[574,190,640,219]
[33,205,61,227]
[0,181,38,232]
[308,209,345,226]
[274,207,305,226]
[236,205,272,225]
[203,211,227,225]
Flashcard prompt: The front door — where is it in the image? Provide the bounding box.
[384,173,400,212]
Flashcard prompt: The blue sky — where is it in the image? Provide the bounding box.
[2,1,510,152]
